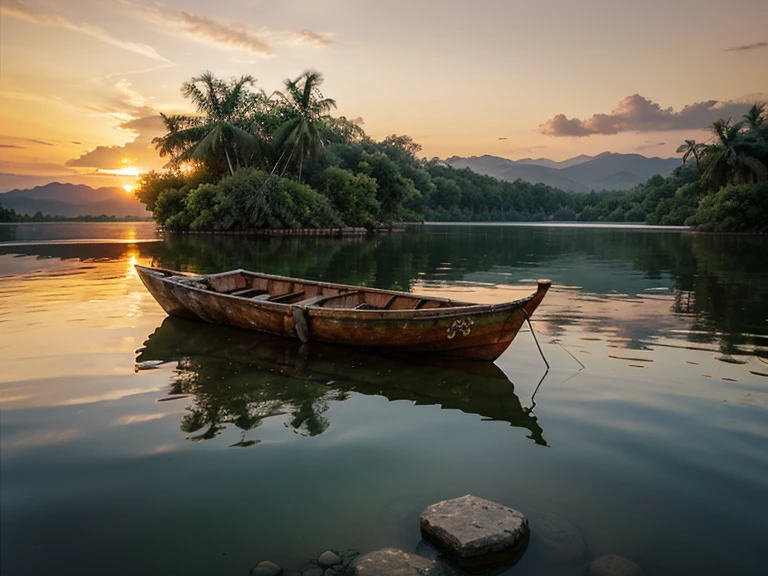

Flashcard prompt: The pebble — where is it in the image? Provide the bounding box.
[589,555,644,576]
[251,560,282,576]
[318,550,342,568]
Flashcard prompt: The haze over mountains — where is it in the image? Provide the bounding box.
[447,152,682,192]
[0,183,149,218]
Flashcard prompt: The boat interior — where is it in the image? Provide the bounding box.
[162,268,463,311]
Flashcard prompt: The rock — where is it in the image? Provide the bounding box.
[251,560,283,576]
[318,551,342,568]
[589,555,644,576]
[530,512,585,562]
[301,568,323,576]
[323,567,344,576]
[349,548,433,575]
[420,494,529,568]
[338,549,360,564]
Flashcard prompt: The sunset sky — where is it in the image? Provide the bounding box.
[1,0,766,192]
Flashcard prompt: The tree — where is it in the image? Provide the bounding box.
[676,139,705,169]
[700,118,768,192]
[742,102,768,167]
[153,72,265,176]
[381,134,423,163]
[273,71,337,181]
[743,103,767,138]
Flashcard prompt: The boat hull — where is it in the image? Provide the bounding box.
[136,265,550,361]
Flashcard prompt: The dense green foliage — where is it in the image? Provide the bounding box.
[688,182,768,233]
[136,70,767,233]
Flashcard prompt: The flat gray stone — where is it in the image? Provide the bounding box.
[251,560,283,576]
[349,548,433,575]
[318,551,341,568]
[589,555,644,576]
[420,494,529,567]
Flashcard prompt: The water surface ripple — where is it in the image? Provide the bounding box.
[1,223,766,576]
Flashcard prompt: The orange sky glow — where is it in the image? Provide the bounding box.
[0,0,766,192]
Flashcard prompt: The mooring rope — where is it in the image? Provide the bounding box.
[522,308,550,370]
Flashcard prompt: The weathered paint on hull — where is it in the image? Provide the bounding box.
[136,266,550,361]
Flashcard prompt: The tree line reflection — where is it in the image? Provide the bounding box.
[2,223,765,355]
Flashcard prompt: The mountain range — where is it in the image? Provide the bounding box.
[446,152,681,192]
[0,183,149,218]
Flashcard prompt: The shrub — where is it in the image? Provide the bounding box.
[689,182,768,232]
[173,168,343,231]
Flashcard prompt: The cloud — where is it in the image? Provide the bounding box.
[293,29,334,48]
[65,114,166,170]
[636,140,666,151]
[0,135,53,147]
[540,114,594,137]
[725,41,768,52]
[0,158,79,175]
[0,144,24,149]
[119,0,332,55]
[540,95,755,137]
[62,78,167,171]
[1,0,168,62]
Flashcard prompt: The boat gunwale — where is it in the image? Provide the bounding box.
[135,265,539,318]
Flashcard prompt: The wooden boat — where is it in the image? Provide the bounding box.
[135,265,551,361]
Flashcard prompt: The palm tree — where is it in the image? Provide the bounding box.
[153,72,264,176]
[742,102,768,167]
[272,71,337,181]
[700,118,768,191]
[676,139,705,169]
[743,103,767,136]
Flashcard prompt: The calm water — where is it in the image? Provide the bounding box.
[1,222,766,576]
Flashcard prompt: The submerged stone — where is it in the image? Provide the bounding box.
[530,512,585,562]
[589,555,644,576]
[318,550,342,568]
[251,560,282,576]
[349,548,433,575]
[420,494,529,568]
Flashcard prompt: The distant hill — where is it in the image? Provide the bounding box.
[446,155,589,192]
[446,152,681,191]
[0,182,149,217]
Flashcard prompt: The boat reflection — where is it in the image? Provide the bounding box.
[137,317,548,446]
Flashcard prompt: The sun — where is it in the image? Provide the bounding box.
[123,184,134,193]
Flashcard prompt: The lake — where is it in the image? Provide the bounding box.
[1,222,766,576]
